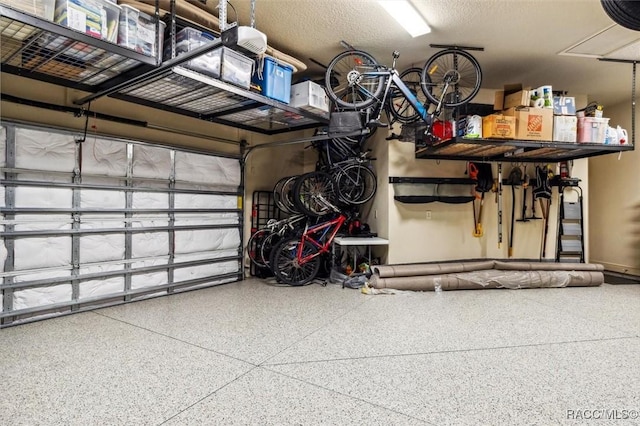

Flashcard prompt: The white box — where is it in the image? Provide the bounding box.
[553,116,577,142]
[290,81,330,114]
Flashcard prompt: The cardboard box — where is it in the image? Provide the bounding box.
[503,107,553,141]
[494,83,530,110]
[290,81,330,114]
[553,116,577,142]
[553,96,576,115]
[482,114,515,139]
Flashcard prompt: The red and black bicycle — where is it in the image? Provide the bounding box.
[269,209,349,286]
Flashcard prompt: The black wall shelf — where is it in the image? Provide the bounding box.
[390,176,476,204]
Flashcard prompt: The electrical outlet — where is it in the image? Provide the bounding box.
[426,210,432,220]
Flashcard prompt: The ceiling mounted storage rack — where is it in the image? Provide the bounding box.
[0,5,329,135]
[415,137,634,162]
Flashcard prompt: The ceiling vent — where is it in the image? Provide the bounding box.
[559,24,640,60]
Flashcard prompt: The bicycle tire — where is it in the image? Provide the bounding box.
[387,67,429,124]
[325,50,385,110]
[270,237,321,286]
[334,164,377,205]
[247,229,269,268]
[259,232,282,267]
[273,176,292,214]
[280,175,300,214]
[601,0,640,30]
[421,49,482,108]
[293,171,338,217]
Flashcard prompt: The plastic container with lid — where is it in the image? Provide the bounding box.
[252,56,293,103]
[577,117,609,143]
[117,4,139,50]
[136,9,165,58]
[0,0,55,21]
[164,27,218,76]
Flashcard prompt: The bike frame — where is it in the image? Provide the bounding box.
[296,214,347,265]
[359,69,431,123]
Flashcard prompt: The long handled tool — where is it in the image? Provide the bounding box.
[507,166,523,257]
[472,192,485,237]
[539,197,551,258]
[497,163,503,249]
[517,165,529,223]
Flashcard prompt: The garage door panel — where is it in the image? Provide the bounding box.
[1,124,242,326]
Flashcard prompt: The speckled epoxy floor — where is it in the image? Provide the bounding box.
[1,279,638,425]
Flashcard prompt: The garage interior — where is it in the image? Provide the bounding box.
[1,0,639,424]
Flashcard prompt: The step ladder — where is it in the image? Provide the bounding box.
[555,182,584,263]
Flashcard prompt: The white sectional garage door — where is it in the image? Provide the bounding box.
[1,123,242,326]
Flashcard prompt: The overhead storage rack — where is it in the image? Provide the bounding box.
[0,5,329,135]
[415,137,634,162]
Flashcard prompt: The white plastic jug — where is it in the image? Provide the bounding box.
[605,126,618,144]
[617,126,628,144]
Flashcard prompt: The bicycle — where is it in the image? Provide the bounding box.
[269,209,349,286]
[292,150,376,217]
[324,47,482,143]
[247,213,307,269]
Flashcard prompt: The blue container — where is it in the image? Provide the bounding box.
[253,56,293,103]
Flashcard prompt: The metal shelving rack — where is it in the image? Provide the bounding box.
[0,5,329,135]
[415,137,634,162]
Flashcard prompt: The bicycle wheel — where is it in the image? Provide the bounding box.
[325,50,385,110]
[421,49,482,108]
[334,164,377,205]
[247,229,269,268]
[270,237,321,286]
[259,232,282,268]
[273,176,292,214]
[293,171,337,217]
[387,67,429,124]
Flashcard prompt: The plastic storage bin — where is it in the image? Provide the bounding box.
[136,9,165,57]
[54,0,104,38]
[117,4,164,58]
[117,4,138,49]
[165,27,218,76]
[211,46,253,89]
[252,56,293,103]
[101,0,120,43]
[290,81,330,113]
[0,0,55,21]
[577,117,609,143]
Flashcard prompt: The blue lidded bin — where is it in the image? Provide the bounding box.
[253,56,293,103]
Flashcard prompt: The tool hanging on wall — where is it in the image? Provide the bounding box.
[468,162,493,238]
[496,163,503,249]
[533,165,553,258]
[517,165,530,223]
[528,164,544,220]
[507,166,523,257]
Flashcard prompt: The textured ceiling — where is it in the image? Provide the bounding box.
[203,0,639,108]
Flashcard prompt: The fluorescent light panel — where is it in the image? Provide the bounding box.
[378,0,431,38]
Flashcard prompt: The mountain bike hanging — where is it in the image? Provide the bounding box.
[323,44,483,145]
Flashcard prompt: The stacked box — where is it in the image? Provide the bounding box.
[117,4,164,58]
[252,56,293,103]
[214,47,253,89]
[1,0,55,21]
[503,107,554,141]
[290,81,330,114]
[117,4,138,50]
[164,27,218,76]
[55,0,103,38]
[482,114,515,139]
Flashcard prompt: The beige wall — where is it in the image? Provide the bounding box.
[588,100,639,275]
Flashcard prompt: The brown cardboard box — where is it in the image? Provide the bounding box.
[503,107,553,141]
[482,114,516,139]
[494,83,530,110]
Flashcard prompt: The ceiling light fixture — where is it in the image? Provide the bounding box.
[378,0,431,38]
